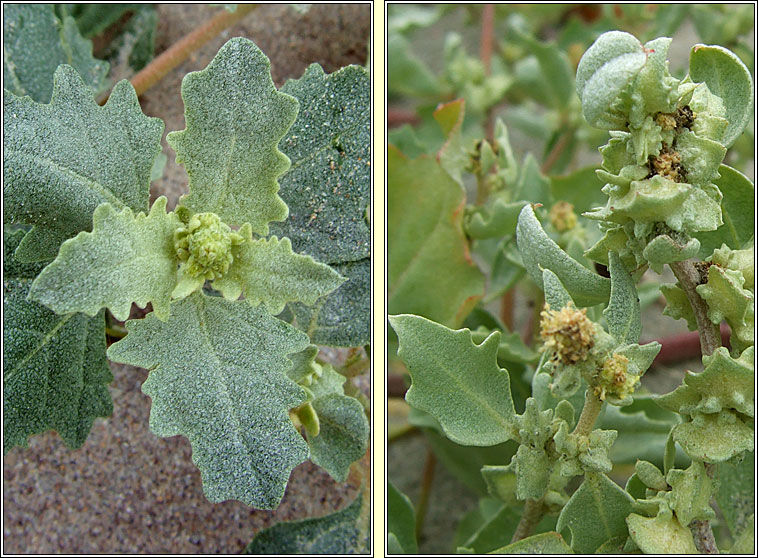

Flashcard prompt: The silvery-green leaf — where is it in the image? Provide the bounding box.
[626,514,697,554]
[244,492,368,553]
[465,199,527,240]
[29,198,179,322]
[689,44,755,148]
[3,4,109,102]
[389,314,516,446]
[107,293,310,508]
[575,31,647,128]
[666,460,715,525]
[3,230,112,453]
[307,393,368,482]
[696,265,754,351]
[269,63,370,264]
[288,258,370,347]
[604,251,641,344]
[4,65,163,261]
[542,268,573,310]
[516,204,610,307]
[286,345,320,384]
[167,38,297,234]
[556,473,635,554]
[212,235,345,316]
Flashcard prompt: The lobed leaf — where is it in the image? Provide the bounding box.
[4,65,163,261]
[288,258,370,347]
[107,293,310,508]
[244,492,368,554]
[388,145,484,327]
[625,514,697,554]
[307,392,369,483]
[604,251,641,345]
[516,204,610,307]
[3,4,109,103]
[29,198,179,322]
[667,460,715,525]
[556,473,635,554]
[689,44,755,148]
[575,31,647,129]
[269,63,370,264]
[213,234,345,316]
[389,314,516,446]
[3,230,112,453]
[167,38,297,235]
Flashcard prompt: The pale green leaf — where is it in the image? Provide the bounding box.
[689,44,755,148]
[244,492,368,554]
[435,99,469,185]
[107,293,310,508]
[514,153,551,205]
[286,344,320,384]
[3,230,112,453]
[556,473,635,554]
[604,251,641,344]
[715,451,754,538]
[307,393,368,482]
[481,465,517,505]
[667,460,715,525]
[387,33,441,98]
[696,164,755,257]
[288,258,370,347]
[388,145,484,327]
[516,204,610,307]
[269,63,370,264]
[29,198,179,322]
[167,37,297,234]
[575,31,647,128]
[626,514,698,554]
[3,65,163,261]
[513,27,574,110]
[465,200,527,240]
[542,268,572,310]
[3,4,109,102]
[490,531,573,554]
[388,481,418,554]
[390,314,516,446]
[673,411,754,462]
[213,234,345,315]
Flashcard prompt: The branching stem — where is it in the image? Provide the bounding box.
[573,388,603,437]
[510,497,544,543]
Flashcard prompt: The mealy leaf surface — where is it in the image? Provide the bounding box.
[604,251,641,344]
[213,235,345,315]
[269,63,370,264]
[390,314,516,446]
[167,37,297,234]
[4,65,163,261]
[29,197,179,322]
[3,4,109,103]
[3,230,112,453]
[107,293,310,509]
[244,492,368,554]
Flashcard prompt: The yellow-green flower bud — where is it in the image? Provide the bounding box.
[174,212,244,280]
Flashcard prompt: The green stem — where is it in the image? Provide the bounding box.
[99,4,258,103]
[510,497,544,543]
[573,388,603,437]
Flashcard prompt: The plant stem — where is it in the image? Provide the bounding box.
[500,288,515,331]
[573,388,603,437]
[540,128,572,174]
[669,260,721,357]
[510,497,544,543]
[100,4,258,104]
[415,448,437,541]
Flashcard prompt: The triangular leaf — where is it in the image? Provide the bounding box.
[213,235,345,315]
[288,258,370,347]
[167,37,297,234]
[389,314,516,446]
[556,473,635,554]
[3,230,112,453]
[308,392,368,482]
[107,293,310,508]
[3,4,109,102]
[244,492,368,554]
[4,65,163,261]
[269,63,370,264]
[29,198,179,322]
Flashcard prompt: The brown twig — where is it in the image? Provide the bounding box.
[510,497,544,543]
[99,4,258,104]
[540,129,572,175]
[500,289,515,331]
[669,260,721,357]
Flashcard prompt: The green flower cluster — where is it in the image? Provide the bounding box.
[174,210,245,280]
[579,34,730,272]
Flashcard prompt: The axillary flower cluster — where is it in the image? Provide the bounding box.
[540,302,640,404]
[578,33,731,273]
